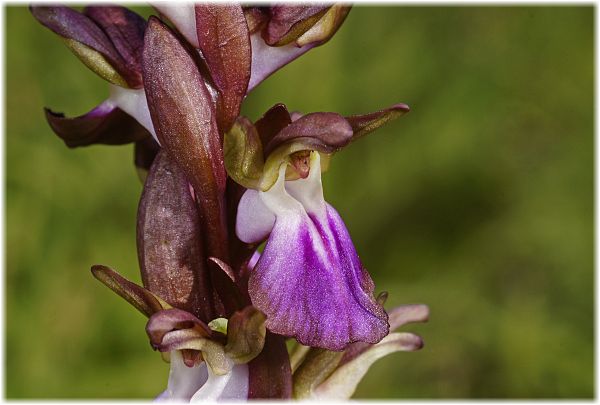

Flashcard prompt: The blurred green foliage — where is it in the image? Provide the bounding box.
[6,5,593,399]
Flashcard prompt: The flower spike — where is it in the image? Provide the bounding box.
[35,4,427,399]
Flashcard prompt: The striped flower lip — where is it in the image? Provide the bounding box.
[236,152,389,351]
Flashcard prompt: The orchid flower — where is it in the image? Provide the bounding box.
[90,265,266,401]
[224,102,411,351]
[31,4,350,151]
[155,4,350,91]
[34,3,430,400]
[30,6,156,141]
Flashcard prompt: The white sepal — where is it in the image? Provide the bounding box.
[190,363,249,401]
[109,85,156,140]
[158,350,208,402]
[153,3,199,48]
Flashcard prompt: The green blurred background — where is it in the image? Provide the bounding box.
[6,5,593,399]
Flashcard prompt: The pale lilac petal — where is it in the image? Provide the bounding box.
[153,3,198,47]
[389,304,430,331]
[236,189,276,244]
[248,161,388,350]
[159,351,208,401]
[290,111,303,121]
[248,250,261,270]
[154,390,168,401]
[109,84,156,139]
[311,333,424,400]
[248,34,314,91]
[190,364,249,401]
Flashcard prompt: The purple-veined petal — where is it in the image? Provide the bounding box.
[44,99,149,147]
[195,4,251,132]
[236,189,275,244]
[248,332,292,399]
[346,103,410,141]
[143,17,229,264]
[157,350,208,402]
[190,363,249,401]
[263,6,329,46]
[84,6,146,88]
[138,151,216,322]
[247,157,388,350]
[311,332,424,400]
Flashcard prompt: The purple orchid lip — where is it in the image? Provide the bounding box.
[238,154,388,351]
